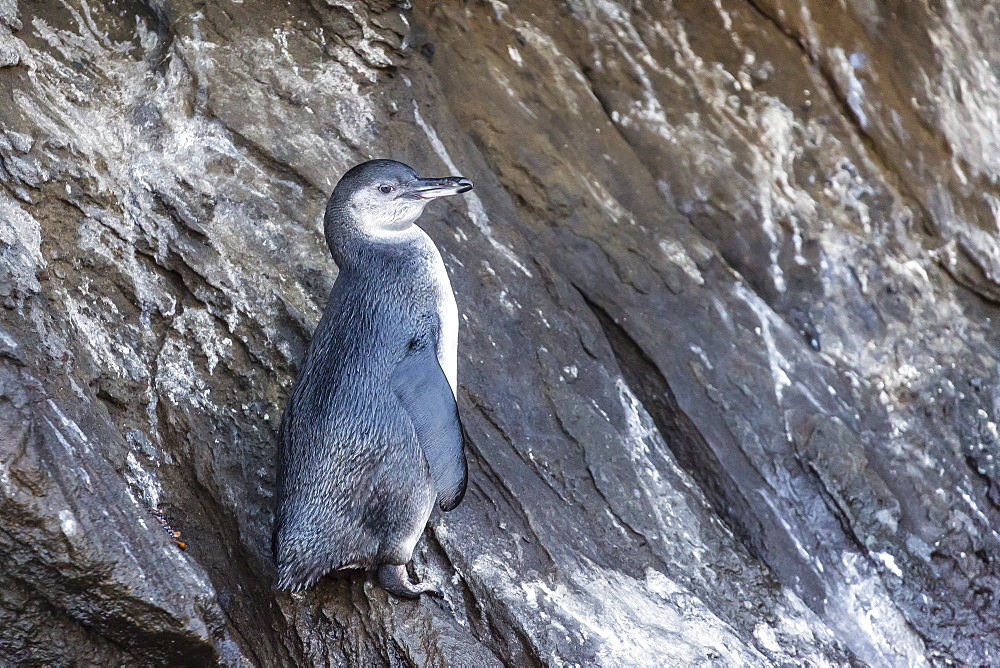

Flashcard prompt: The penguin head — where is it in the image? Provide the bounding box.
[328,159,473,237]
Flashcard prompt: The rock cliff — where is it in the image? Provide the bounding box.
[0,0,998,664]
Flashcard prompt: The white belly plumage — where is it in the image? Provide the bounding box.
[432,254,459,397]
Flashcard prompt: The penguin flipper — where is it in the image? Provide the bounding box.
[391,344,468,511]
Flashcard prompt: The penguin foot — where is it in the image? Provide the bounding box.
[377,564,442,599]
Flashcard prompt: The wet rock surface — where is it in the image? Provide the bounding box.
[0,0,997,665]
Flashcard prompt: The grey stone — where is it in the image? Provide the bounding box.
[0,0,997,665]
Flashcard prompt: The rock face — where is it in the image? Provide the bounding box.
[0,0,998,664]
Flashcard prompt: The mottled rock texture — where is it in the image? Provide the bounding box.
[0,0,998,665]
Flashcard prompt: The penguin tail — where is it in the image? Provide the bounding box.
[275,564,308,592]
[275,557,332,592]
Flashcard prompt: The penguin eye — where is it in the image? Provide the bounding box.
[378,185,394,194]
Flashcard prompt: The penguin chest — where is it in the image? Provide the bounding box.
[431,259,459,396]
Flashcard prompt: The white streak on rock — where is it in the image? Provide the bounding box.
[125,451,161,508]
[46,400,92,454]
[59,510,78,537]
[732,282,791,404]
[827,552,928,667]
[659,239,705,285]
[875,552,903,578]
[507,45,523,67]
[0,197,44,293]
[412,102,532,277]
[42,415,93,486]
[471,553,773,665]
[832,48,869,129]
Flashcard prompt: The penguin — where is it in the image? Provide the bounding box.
[273,159,472,598]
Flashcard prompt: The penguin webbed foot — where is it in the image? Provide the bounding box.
[377,563,442,599]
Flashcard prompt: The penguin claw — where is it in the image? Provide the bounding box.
[421,583,445,599]
[377,564,442,599]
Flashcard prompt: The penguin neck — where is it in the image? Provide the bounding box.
[324,205,432,270]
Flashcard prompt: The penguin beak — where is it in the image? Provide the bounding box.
[405,176,474,200]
